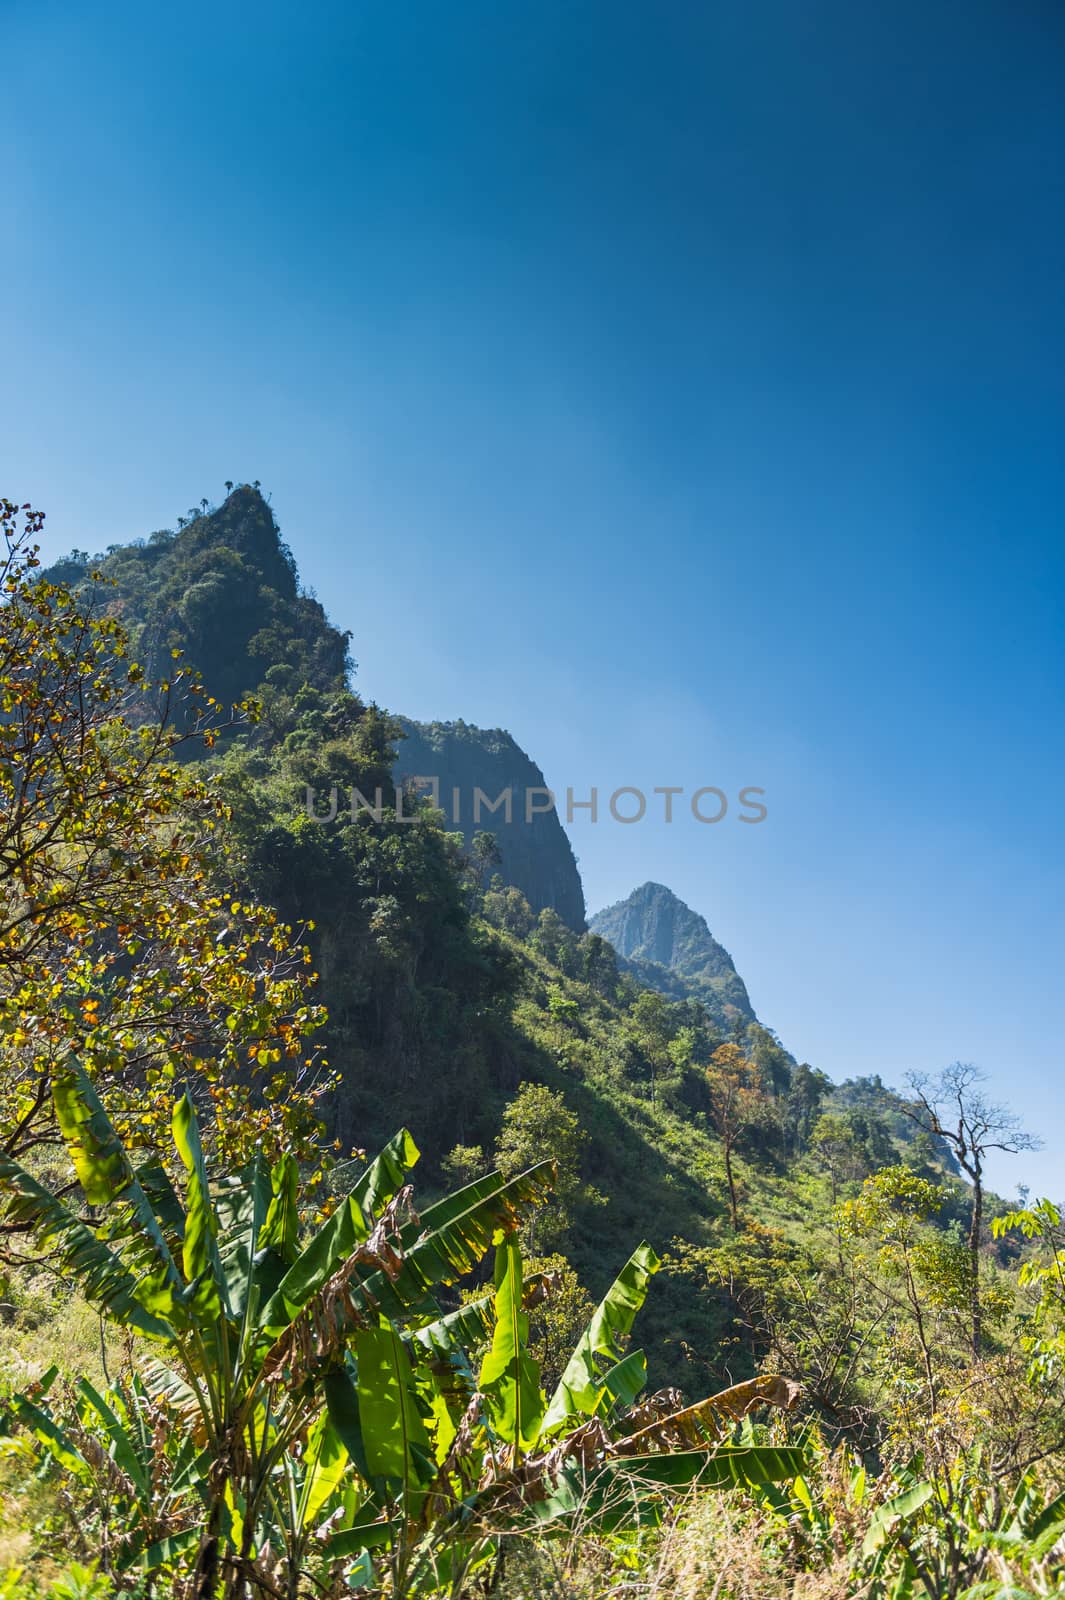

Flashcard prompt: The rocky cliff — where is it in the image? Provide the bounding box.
[396,720,586,930]
[589,880,754,1026]
[44,486,352,712]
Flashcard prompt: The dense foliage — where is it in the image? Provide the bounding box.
[0,498,327,1182]
[2,489,1061,1597]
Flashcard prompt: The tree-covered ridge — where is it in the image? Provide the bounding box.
[36,488,973,1208]
[46,489,589,930]
[43,485,353,716]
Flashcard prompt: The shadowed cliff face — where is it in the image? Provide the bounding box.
[589,881,754,1026]
[396,720,587,931]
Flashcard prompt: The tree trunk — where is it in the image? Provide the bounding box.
[906,1261,937,1416]
[724,1140,739,1230]
[968,1171,983,1355]
[189,1499,224,1600]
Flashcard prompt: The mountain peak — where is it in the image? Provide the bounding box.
[43,487,352,707]
[175,486,298,600]
[629,880,682,902]
[589,882,754,1026]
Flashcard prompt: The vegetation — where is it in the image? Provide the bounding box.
[2,489,1062,1596]
[0,1064,804,1598]
[0,499,328,1174]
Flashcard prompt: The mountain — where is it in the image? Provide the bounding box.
[33,484,986,1395]
[48,485,352,714]
[396,720,586,930]
[590,881,755,1028]
[47,489,586,931]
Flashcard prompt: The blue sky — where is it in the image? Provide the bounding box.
[4,0,1063,1194]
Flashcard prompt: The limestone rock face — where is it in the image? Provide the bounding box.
[590,881,754,1026]
[396,720,586,930]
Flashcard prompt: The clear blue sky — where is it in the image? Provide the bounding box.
[4,0,1063,1195]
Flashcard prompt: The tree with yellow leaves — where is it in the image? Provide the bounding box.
[705,1041,760,1229]
[0,497,329,1242]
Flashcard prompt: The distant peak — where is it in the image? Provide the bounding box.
[596,882,695,917]
[589,881,755,1025]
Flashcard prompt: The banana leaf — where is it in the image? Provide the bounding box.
[75,1379,151,1499]
[172,1091,228,1320]
[53,1061,186,1321]
[351,1128,420,1223]
[5,1394,87,1475]
[298,1410,350,1528]
[357,1319,434,1486]
[543,1242,659,1432]
[358,1163,555,1319]
[257,1193,370,1334]
[258,1151,300,1259]
[861,1481,934,1559]
[0,1153,175,1339]
[531,1443,808,1532]
[409,1295,494,1357]
[479,1235,544,1460]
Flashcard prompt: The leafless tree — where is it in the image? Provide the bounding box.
[903,1063,1039,1353]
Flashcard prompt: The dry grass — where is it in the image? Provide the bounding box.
[0,1273,123,1392]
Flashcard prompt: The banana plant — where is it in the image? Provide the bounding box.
[399,1231,806,1592]
[746,1434,1065,1600]
[0,1364,205,1582]
[1,1061,807,1598]
[0,1060,553,1598]
[850,1454,1065,1600]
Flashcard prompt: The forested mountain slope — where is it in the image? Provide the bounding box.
[49,485,352,711]
[41,485,1001,1395]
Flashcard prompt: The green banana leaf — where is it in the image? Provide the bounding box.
[52,1061,186,1322]
[596,1349,648,1410]
[323,1364,372,1482]
[258,1150,300,1259]
[257,1192,371,1334]
[358,1162,556,1318]
[861,1481,935,1559]
[75,1380,151,1499]
[357,1319,434,1485]
[408,1294,494,1357]
[543,1241,659,1432]
[5,1394,87,1476]
[134,1159,187,1240]
[350,1128,420,1222]
[479,1235,545,1459]
[215,1152,277,1323]
[532,1444,808,1532]
[1026,1485,1065,1541]
[298,1410,350,1528]
[0,1153,175,1339]
[172,1091,228,1320]
[117,1527,200,1575]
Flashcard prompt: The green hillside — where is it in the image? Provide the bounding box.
[39,486,995,1396]
[9,487,1060,1599]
